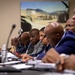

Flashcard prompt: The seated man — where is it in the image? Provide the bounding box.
[42,21,75,62]
[25,28,41,54]
[42,7,75,71]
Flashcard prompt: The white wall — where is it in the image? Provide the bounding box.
[0,0,75,48]
[0,0,20,48]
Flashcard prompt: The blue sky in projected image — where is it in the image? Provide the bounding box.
[21,1,68,13]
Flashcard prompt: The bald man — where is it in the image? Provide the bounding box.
[42,20,75,62]
[44,22,64,47]
[41,22,75,72]
[42,8,75,71]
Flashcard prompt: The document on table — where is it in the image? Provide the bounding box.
[12,63,33,69]
[7,52,18,59]
[34,62,56,69]
[27,59,42,65]
[11,60,56,70]
[27,60,56,69]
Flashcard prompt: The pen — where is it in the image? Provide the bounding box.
[55,60,61,66]
[55,55,69,67]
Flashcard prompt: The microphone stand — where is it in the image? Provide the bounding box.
[4,24,16,63]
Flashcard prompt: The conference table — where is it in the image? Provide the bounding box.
[0,52,75,75]
[0,69,58,75]
[0,68,75,75]
[0,68,73,75]
[0,63,75,75]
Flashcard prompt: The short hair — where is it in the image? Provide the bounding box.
[30,28,39,35]
[21,32,30,41]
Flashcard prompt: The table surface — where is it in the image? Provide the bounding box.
[0,68,75,75]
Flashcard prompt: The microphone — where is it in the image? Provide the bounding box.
[6,24,16,50]
[4,24,16,62]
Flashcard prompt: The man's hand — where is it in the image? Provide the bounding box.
[63,54,75,70]
[42,48,65,71]
[21,54,33,62]
[42,48,60,63]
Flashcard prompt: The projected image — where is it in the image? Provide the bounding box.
[21,1,69,31]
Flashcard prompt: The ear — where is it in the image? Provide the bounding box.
[56,33,60,39]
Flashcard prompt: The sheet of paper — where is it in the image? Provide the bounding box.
[7,52,18,59]
[27,60,56,69]
[35,62,56,69]
[27,59,42,65]
[12,63,33,69]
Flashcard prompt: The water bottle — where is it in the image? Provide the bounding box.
[1,44,7,63]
